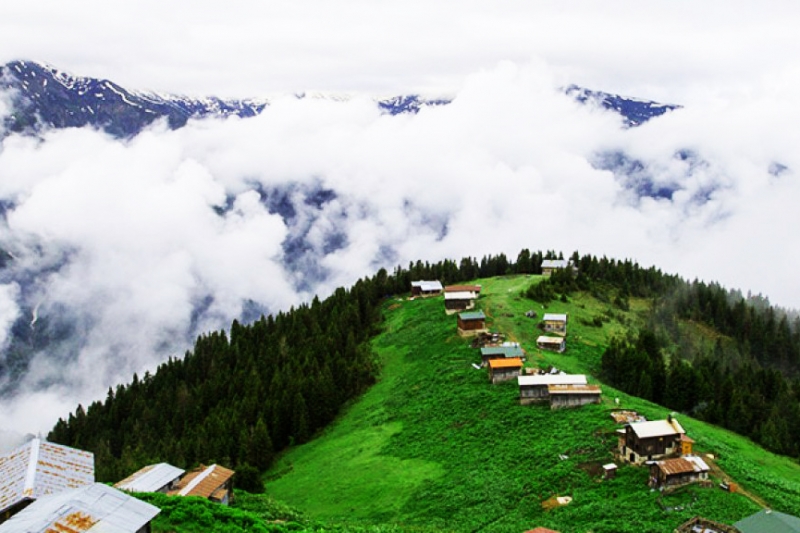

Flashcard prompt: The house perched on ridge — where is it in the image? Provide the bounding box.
[619,417,686,464]
[114,463,185,494]
[541,259,569,276]
[542,314,568,335]
[457,310,487,336]
[411,280,443,297]
[168,464,235,505]
[488,358,523,384]
[0,483,159,533]
[0,438,94,524]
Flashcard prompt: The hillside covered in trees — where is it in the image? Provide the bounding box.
[49,249,800,487]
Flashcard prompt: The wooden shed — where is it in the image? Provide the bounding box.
[410,280,443,297]
[168,464,235,505]
[649,456,710,489]
[444,291,477,313]
[481,345,525,365]
[542,313,568,335]
[547,384,602,409]
[488,357,523,384]
[536,335,566,353]
[518,374,587,405]
[457,310,487,336]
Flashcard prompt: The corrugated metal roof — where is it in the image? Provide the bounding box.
[0,483,159,533]
[655,456,709,476]
[445,285,482,293]
[735,509,800,533]
[536,336,564,345]
[458,311,485,321]
[170,465,234,499]
[629,418,685,439]
[444,291,477,300]
[0,438,94,515]
[481,346,524,358]
[114,463,185,493]
[518,374,587,387]
[542,313,568,322]
[488,357,523,369]
[542,260,569,269]
[547,384,601,395]
[411,280,443,291]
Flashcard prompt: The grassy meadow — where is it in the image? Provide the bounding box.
[263,275,800,532]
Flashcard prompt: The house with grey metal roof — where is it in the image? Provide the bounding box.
[480,345,525,365]
[0,482,159,533]
[0,438,94,524]
[518,374,587,405]
[542,313,568,335]
[735,509,800,533]
[444,290,477,313]
[541,259,569,276]
[536,335,566,353]
[457,310,487,336]
[114,463,185,494]
[410,280,443,297]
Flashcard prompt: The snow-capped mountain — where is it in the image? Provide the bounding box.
[1,60,677,138]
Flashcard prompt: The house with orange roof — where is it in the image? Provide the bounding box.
[168,465,235,505]
[488,357,523,384]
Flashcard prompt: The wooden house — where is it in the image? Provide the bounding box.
[542,313,568,335]
[410,280,443,297]
[488,357,523,384]
[735,509,800,533]
[541,259,569,276]
[445,284,482,294]
[536,335,566,353]
[0,438,94,525]
[444,291,477,313]
[680,435,695,456]
[114,463,185,494]
[517,374,587,405]
[480,344,525,365]
[0,483,160,533]
[547,384,602,409]
[618,417,686,464]
[649,456,710,489]
[457,310,487,336]
[674,516,741,533]
[168,464,235,505]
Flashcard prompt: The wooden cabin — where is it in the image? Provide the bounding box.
[649,456,710,489]
[536,335,566,353]
[541,259,569,276]
[169,464,235,505]
[517,374,587,405]
[457,310,487,336]
[542,313,568,335]
[547,384,602,409]
[488,357,523,384]
[619,417,686,464]
[0,483,159,533]
[410,280,443,297]
[115,463,185,494]
[0,438,94,525]
[444,291,477,313]
[480,344,525,365]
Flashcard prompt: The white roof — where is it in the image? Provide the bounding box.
[0,483,159,533]
[0,438,94,515]
[543,313,568,322]
[536,336,565,344]
[518,374,587,386]
[542,259,569,268]
[114,463,185,493]
[629,418,685,439]
[684,455,710,472]
[411,280,443,291]
[444,291,476,300]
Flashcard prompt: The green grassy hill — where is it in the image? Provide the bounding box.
[263,275,800,533]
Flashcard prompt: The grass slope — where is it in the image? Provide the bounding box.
[265,275,800,532]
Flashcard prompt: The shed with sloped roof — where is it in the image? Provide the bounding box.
[488,357,524,384]
[168,465,235,505]
[114,463,185,494]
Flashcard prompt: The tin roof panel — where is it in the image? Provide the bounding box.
[114,463,185,493]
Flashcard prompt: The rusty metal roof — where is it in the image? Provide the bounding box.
[655,456,709,476]
[170,465,234,499]
[0,483,159,533]
[547,384,602,395]
[0,438,94,515]
[488,357,523,369]
[445,285,482,293]
[114,463,184,493]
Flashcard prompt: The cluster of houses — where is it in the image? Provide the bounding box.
[0,437,235,532]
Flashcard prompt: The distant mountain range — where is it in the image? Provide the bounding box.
[0,60,679,138]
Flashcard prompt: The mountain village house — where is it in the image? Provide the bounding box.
[0,483,160,533]
[168,464,235,505]
[0,438,94,524]
[518,374,587,404]
[410,280,443,297]
[735,509,800,533]
[445,284,482,295]
[115,463,185,494]
[444,291,477,313]
[648,455,710,489]
[480,344,525,365]
[536,335,566,353]
[618,417,686,464]
[541,259,569,276]
[488,357,524,384]
[547,384,602,409]
[457,310,487,336]
[542,313,568,335]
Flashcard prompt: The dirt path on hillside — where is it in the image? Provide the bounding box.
[703,455,769,509]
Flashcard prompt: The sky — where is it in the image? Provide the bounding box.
[1,1,800,440]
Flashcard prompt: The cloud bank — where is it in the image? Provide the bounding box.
[1,60,799,437]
